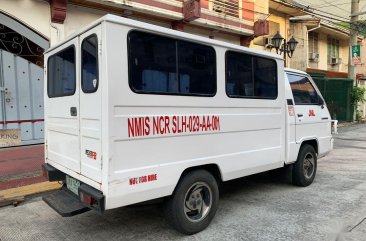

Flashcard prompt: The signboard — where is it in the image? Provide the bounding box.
[0,129,21,147]
[351,45,361,65]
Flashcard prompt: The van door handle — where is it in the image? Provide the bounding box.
[321,117,329,120]
[297,114,303,117]
[70,107,77,116]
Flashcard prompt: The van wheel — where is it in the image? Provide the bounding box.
[163,170,219,235]
[292,144,317,187]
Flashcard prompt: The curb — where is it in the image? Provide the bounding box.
[0,181,62,207]
[338,121,365,128]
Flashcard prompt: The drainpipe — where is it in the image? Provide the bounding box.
[46,0,65,45]
[50,22,60,44]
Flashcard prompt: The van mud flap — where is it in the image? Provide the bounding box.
[43,188,90,217]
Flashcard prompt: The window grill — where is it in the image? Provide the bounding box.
[0,24,44,66]
[211,0,239,18]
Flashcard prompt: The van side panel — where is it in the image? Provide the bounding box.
[105,23,285,209]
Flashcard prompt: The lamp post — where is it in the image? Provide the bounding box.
[271,31,298,66]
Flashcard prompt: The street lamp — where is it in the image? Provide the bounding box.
[271,31,298,58]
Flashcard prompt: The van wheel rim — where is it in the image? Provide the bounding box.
[184,182,212,223]
[303,153,315,179]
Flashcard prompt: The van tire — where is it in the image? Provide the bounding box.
[292,144,317,187]
[163,170,219,235]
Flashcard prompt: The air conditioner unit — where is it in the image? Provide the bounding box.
[330,57,341,65]
[265,37,273,48]
[309,52,319,61]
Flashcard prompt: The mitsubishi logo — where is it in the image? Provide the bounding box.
[309,109,315,117]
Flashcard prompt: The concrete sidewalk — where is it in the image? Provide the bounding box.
[0,145,46,190]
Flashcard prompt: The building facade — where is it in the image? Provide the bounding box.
[1,0,365,147]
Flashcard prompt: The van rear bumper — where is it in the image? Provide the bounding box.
[42,163,105,214]
[42,163,66,182]
[43,188,90,217]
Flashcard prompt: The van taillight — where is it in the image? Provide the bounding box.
[80,192,97,207]
[78,184,105,213]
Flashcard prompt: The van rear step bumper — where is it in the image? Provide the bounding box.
[43,188,90,217]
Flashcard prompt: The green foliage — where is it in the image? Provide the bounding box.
[338,21,366,36]
[350,87,366,106]
[356,110,362,122]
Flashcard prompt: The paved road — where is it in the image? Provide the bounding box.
[1,124,366,241]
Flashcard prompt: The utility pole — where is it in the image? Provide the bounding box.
[348,0,360,83]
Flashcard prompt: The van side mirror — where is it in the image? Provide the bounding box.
[318,97,325,108]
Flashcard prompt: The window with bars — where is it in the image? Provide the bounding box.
[212,0,239,18]
[308,32,319,54]
[327,36,340,63]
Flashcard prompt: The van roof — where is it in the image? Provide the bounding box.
[284,68,309,75]
[45,14,283,61]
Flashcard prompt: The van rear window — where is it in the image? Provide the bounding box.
[47,46,76,98]
[82,35,98,93]
[128,31,216,96]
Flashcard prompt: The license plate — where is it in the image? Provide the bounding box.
[66,175,80,196]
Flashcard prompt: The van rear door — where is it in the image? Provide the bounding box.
[46,38,80,173]
[79,26,103,183]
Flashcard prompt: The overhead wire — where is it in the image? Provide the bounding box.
[296,0,351,8]
[296,0,366,35]
[313,0,350,14]
[206,0,366,35]
[278,0,365,33]
[282,0,350,21]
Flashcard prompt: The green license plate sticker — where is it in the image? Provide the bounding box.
[66,175,80,196]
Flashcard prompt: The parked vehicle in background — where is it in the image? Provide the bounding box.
[42,14,333,234]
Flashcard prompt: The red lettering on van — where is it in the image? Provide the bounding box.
[128,117,150,137]
[128,115,221,138]
[129,177,138,185]
[129,174,158,185]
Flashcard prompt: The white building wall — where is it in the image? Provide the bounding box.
[1,1,241,47]
[0,0,50,40]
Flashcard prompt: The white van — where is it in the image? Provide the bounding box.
[42,14,333,234]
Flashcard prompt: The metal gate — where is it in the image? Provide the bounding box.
[0,49,44,146]
[309,72,354,121]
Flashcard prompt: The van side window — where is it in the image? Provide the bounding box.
[287,74,319,105]
[226,51,277,99]
[82,35,98,93]
[128,31,216,96]
[47,46,76,98]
